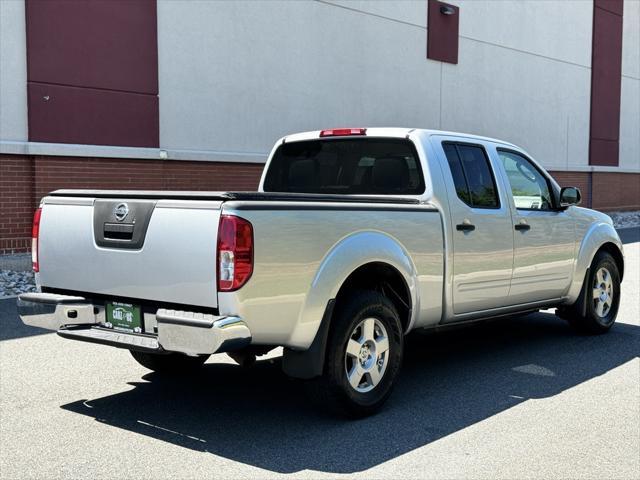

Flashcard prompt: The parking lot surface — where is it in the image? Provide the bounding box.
[1,233,638,479]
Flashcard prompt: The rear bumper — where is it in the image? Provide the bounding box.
[17,293,251,356]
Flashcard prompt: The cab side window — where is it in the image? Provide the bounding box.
[442,143,499,208]
[498,150,553,210]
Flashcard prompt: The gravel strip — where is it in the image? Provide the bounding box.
[0,269,37,297]
[609,211,640,229]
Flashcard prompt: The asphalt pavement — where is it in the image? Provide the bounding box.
[1,231,638,479]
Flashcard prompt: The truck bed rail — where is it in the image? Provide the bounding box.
[48,189,421,204]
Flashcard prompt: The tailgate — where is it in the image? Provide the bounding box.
[37,196,222,308]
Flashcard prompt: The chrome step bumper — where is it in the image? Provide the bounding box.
[17,293,251,356]
[155,309,251,356]
[18,293,96,330]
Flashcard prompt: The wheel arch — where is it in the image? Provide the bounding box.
[559,238,623,333]
[293,230,418,346]
[596,242,624,280]
[282,231,418,379]
[566,222,624,304]
[333,262,412,333]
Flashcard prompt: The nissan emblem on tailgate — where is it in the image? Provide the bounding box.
[114,203,129,222]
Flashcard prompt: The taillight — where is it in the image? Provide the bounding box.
[319,128,367,137]
[32,208,42,272]
[217,215,253,291]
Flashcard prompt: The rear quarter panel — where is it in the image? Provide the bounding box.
[218,203,444,349]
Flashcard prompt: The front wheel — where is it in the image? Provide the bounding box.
[563,251,621,334]
[130,350,209,374]
[311,290,404,418]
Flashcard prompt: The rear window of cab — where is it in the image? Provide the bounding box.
[263,138,426,195]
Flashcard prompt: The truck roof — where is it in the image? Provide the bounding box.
[281,128,518,148]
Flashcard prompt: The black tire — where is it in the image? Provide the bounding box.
[310,290,404,418]
[563,251,621,334]
[130,350,209,374]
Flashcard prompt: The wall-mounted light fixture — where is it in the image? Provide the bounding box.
[440,5,456,15]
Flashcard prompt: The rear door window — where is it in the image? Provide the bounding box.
[442,143,499,208]
[263,138,425,195]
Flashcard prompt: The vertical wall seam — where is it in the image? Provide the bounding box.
[439,63,443,129]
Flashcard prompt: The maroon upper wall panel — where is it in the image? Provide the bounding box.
[589,0,623,166]
[28,83,159,148]
[25,0,158,94]
[595,0,624,16]
[427,0,459,64]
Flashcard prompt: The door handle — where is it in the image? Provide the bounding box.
[514,223,531,231]
[456,223,476,232]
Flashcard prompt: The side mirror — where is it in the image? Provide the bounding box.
[559,186,581,208]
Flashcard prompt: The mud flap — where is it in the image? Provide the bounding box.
[282,300,335,379]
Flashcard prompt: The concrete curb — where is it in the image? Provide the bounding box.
[616,226,640,244]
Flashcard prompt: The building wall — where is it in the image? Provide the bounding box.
[157,0,440,156]
[448,0,593,170]
[2,0,637,168]
[154,0,637,170]
[156,0,599,171]
[1,0,639,255]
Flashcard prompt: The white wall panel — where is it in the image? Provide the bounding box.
[456,0,593,67]
[0,0,28,142]
[158,0,439,155]
[441,37,591,169]
[622,0,639,79]
[157,0,635,172]
[619,76,640,171]
[326,0,427,27]
[620,0,639,171]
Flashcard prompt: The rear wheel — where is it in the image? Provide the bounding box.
[563,251,621,334]
[130,350,209,374]
[310,290,404,418]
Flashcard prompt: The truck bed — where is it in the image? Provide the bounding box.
[38,190,433,314]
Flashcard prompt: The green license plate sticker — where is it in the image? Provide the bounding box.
[106,302,141,332]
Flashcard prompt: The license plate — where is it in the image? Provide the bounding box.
[106,301,142,333]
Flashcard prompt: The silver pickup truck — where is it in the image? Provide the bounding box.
[18,128,624,417]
